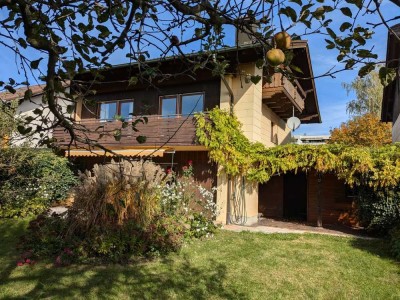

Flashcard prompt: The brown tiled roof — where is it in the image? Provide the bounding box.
[0,84,45,101]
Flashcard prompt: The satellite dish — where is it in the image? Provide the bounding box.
[287,116,301,131]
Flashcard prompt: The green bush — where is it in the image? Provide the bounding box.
[20,160,219,264]
[390,225,400,260]
[0,148,76,217]
[357,185,400,234]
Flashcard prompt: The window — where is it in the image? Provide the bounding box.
[160,93,204,117]
[120,101,134,120]
[181,94,204,115]
[99,100,134,121]
[161,96,177,118]
[271,122,278,144]
[100,102,117,121]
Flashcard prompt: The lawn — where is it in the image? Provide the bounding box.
[1,219,400,299]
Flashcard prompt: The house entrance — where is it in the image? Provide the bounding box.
[283,173,307,221]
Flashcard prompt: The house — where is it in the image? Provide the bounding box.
[293,134,330,145]
[0,84,72,147]
[381,24,400,141]
[54,38,322,225]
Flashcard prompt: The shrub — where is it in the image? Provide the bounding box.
[20,159,219,264]
[145,214,187,255]
[68,160,166,233]
[356,185,400,234]
[0,148,76,218]
[390,225,400,260]
[160,162,220,238]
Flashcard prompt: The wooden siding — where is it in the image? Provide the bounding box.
[259,176,283,218]
[258,172,353,225]
[262,73,306,120]
[307,172,353,224]
[71,151,217,192]
[53,115,199,149]
[80,80,220,119]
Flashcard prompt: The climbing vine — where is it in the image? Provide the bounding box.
[195,108,400,188]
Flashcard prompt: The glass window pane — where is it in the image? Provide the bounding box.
[161,97,177,117]
[181,94,204,115]
[120,102,134,120]
[100,102,117,121]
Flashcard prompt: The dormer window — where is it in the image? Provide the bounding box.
[160,93,204,117]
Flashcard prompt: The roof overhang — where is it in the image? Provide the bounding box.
[74,41,321,124]
[66,148,165,157]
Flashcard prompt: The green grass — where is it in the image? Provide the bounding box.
[1,219,400,299]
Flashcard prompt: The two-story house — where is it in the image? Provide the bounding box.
[382,24,400,141]
[54,40,321,225]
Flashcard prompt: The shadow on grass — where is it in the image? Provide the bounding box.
[0,219,30,279]
[1,254,246,299]
[350,237,396,261]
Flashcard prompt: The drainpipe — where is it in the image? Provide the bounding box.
[220,75,234,114]
[220,75,235,224]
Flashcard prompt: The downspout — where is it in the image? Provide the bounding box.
[220,75,235,224]
[221,75,234,114]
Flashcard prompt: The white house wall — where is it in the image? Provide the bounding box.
[12,92,72,147]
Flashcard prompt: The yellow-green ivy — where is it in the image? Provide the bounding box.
[195,108,400,188]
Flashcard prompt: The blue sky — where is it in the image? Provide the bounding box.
[0,2,398,135]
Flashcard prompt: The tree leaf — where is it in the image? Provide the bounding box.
[4,85,16,94]
[66,104,75,114]
[30,58,43,70]
[339,22,352,32]
[129,76,138,86]
[136,135,147,144]
[279,7,297,22]
[113,129,122,141]
[379,67,397,87]
[325,39,335,49]
[340,7,352,17]
[358,63,375,77]
[250,75,261,85]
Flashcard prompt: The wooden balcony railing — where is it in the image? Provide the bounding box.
[262,73,306,119]
[53,114,199,149]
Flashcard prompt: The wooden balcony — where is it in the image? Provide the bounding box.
[53,115,201,151]
[262,73,306,119]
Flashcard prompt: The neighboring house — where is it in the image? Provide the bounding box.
[54,39,323,225]
[382,24,400,142]
[0,84,71,147]
[293,135,330,145]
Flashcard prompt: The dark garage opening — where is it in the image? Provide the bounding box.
[283,172,307,221]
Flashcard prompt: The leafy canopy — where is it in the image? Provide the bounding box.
[343,69,384,117]
[0,1,399,149]
[329,113,392,147]
[196,108,400,188]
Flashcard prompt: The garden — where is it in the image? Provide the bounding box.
[1,114,400,298]
[0,147,219,265]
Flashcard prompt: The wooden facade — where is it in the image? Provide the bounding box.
[54,78,220,150]
[262,73,306,120]
[71,151,216,192]
[53,115,200,149]
[259,171,353,225]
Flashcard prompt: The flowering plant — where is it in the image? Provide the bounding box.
[159,162,220,238]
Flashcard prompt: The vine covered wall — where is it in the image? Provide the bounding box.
[195,108,400,189]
